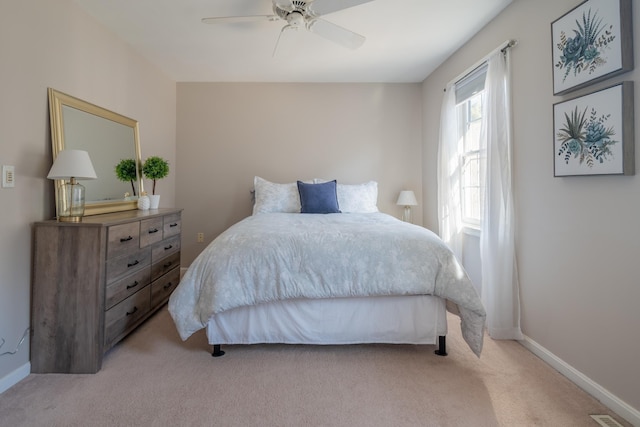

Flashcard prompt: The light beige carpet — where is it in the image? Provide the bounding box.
[0,308,630,426]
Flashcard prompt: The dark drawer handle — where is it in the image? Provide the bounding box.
[163,261,173,268]
[164,245,173,251]
[126,306,138,316]
[127,260,140,268]
[120,236,133,242]
[169,223,178,227]
[148,228,159,234]
[126,281,139,290]
[163,282,173,290]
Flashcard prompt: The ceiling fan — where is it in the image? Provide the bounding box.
[202,0,375,56]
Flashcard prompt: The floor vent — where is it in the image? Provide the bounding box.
[590,415,624,427]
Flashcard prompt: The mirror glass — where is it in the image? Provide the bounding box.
[48,88,143,216]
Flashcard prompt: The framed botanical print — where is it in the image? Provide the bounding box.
[553,81,634,176]
[551,0,633,95]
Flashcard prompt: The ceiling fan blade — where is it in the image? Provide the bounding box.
[272,25,297,57]
[202,15,278,25]
[307,18,365,49]
[306,0,375,17]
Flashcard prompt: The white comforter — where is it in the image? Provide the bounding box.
[169,213,486,355]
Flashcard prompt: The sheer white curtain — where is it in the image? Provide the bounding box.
[479,50,523,340]
[438,44,522,341]
[437,86,463,261]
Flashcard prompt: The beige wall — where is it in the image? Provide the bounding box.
[176,83,423,265]
[422,0,640,418]
[0,0,175,386]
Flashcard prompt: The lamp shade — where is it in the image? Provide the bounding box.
[47,149,97,180]
[396,190,418,206]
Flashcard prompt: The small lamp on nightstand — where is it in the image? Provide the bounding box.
[47,149,97,222]
[396,190,418,223]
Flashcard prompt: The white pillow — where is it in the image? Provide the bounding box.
[252,176,301,215]
[314,179,379,213]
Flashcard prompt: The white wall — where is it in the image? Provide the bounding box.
[0,0,175,391]
[422,0,640,420]
[176,82,423,265]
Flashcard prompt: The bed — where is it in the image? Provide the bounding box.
[168,177,486,357]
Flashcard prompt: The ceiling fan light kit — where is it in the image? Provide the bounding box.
[285,11,305,28]
[202,0,374,55]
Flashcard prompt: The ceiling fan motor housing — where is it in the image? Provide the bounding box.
[274,0,314,26]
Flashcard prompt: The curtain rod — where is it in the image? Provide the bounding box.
[443,39,517,92]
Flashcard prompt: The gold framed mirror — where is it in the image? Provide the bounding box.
[48,88,144,216]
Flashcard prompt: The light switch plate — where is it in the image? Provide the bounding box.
[2,165,15,188]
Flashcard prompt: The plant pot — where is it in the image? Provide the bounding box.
[149,194,160,210]
[137,194,150,210]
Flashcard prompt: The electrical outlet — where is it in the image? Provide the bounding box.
[197,232,204,242]
[2,165,15,188]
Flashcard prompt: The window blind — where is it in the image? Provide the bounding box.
[455,63,488,104]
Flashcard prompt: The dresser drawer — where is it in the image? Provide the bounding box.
[151,266,180,308]
[140,217,164,248]
[105,268,151,310]
[151,235,181,263]
[151,251,180,282]
[104,286,151,349]
[107,222,141,259]
[163,213,181,238]
[106,247,151,285]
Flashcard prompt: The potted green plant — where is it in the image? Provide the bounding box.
[114,158,138,197]
[142,156,169,209]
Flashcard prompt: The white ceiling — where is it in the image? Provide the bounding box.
[72,0,513,83]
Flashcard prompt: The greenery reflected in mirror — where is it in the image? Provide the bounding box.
[48,88,143,216]
[115,158,140,197]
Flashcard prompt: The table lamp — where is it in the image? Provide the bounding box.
[396,190,418,223]
[47,149,97,222]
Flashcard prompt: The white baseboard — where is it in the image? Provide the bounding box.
[520,336,640,426]
[180,267,187,279]
[0,362,30,395]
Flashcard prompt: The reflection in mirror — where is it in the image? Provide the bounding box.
[48,88,143,216]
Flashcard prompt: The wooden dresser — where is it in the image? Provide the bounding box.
[31,208,182,373]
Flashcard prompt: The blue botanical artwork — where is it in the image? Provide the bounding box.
[551,0,628,95]
[553,83,627,176]
[556,106,617,167]
[554,8,615,82]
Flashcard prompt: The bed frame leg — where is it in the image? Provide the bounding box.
[434,335,447,356]
[212,344,225,357]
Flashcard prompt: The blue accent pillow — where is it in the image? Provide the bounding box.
[297,180,341,214]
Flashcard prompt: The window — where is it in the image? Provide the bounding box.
[455,65,487,227]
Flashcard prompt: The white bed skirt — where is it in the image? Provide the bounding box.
[206,295,447,346]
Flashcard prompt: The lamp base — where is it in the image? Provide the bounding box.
[56,178,86,222]
[402,206,412,223]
